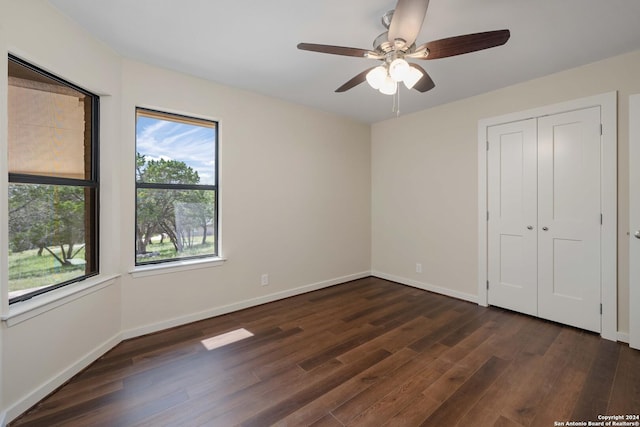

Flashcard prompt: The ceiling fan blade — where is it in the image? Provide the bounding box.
[335,67,376,92]
[418,29,510,60]
[297,43,372,58]
[408,63,435,92]
[388,0,430,47]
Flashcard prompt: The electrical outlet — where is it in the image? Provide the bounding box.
[261,273,269,286]
[416,263,422,273]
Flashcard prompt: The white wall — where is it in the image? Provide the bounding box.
[0,0,123,421]
[119,59,372,336]
[372,49,640,335]
[0,1,371,423]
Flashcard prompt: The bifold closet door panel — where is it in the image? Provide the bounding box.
[487,119,538,316]
[537,106,602,333]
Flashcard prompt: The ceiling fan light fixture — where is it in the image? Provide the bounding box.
[379,75,397,95]
[389,58,410,82]
[366,65,387,89]
[403,66,424,89]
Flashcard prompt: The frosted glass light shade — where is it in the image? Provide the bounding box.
[389,58,410,82]
[403,66,424,89]
[366,66,387,89]
[379,76,397,95]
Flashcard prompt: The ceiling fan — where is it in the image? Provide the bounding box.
[297,0,510,95]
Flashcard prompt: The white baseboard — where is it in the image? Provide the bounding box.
[5,271,373,423]
[617,331,630,343]
[371,271,479,304]
[372,272,633,345]
[5,332,122,424]
[121,271,371,340]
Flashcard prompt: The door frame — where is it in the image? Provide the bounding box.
[477,92,618,341]
[630,94,640,349]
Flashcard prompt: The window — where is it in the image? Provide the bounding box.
[135,108,218,265]
[7,55,99,304]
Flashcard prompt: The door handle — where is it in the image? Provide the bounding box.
[542,227,549,231]
[635,230,640,239]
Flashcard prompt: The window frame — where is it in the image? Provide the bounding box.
[8,54,100,304]
[134,107,219,266]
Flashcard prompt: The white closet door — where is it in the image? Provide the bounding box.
[537,107,602,333]
[487,119,538,316]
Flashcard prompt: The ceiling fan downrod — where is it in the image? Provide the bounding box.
[381,10,394,29]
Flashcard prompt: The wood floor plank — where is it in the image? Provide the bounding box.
[331,345,451,424]
[607,345,640,414]
[140,359,335,426]
[420,333,505,404]
[571,339,621,421]
[344,357,452,426]
[273,347,417,427]
[340,293,411,323]
[436,317,503,366]
[529,364,587,427]
[368,296,433,327]
[237,349,391,427]
[419,356,510,426]
[9,277,638,427]
[456,352,541,426]
[522,329,595,426]
[249,330,342,380]
[361,317,501,426]
[98,323,207,366]
[298,326,387,371]
[6,381,122,427]
[500,326,593,426]
[96,389,189,427]
[493,415,525,427]
[519,318,563,356]
[337,316,434,363]
[482,311,534,362]
[308,413,344,427]
[194,357,347,426]
[407,304,479,353]
[438,305,497,347]
[306,279,375,303]
[16,377,189,427]
[381,392,441,426]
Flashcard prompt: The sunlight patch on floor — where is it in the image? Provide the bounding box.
[201,328,254,351]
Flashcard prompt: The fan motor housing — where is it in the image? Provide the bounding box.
[373,32,394,53]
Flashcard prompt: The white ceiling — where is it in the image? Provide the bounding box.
[49,0,640,123]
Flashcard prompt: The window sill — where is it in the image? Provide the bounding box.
[2,274,120,327]
[129,257,226,278]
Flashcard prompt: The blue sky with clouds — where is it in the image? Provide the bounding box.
[136,115,216,185]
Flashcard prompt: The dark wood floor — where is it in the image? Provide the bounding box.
[10,277,640,426]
